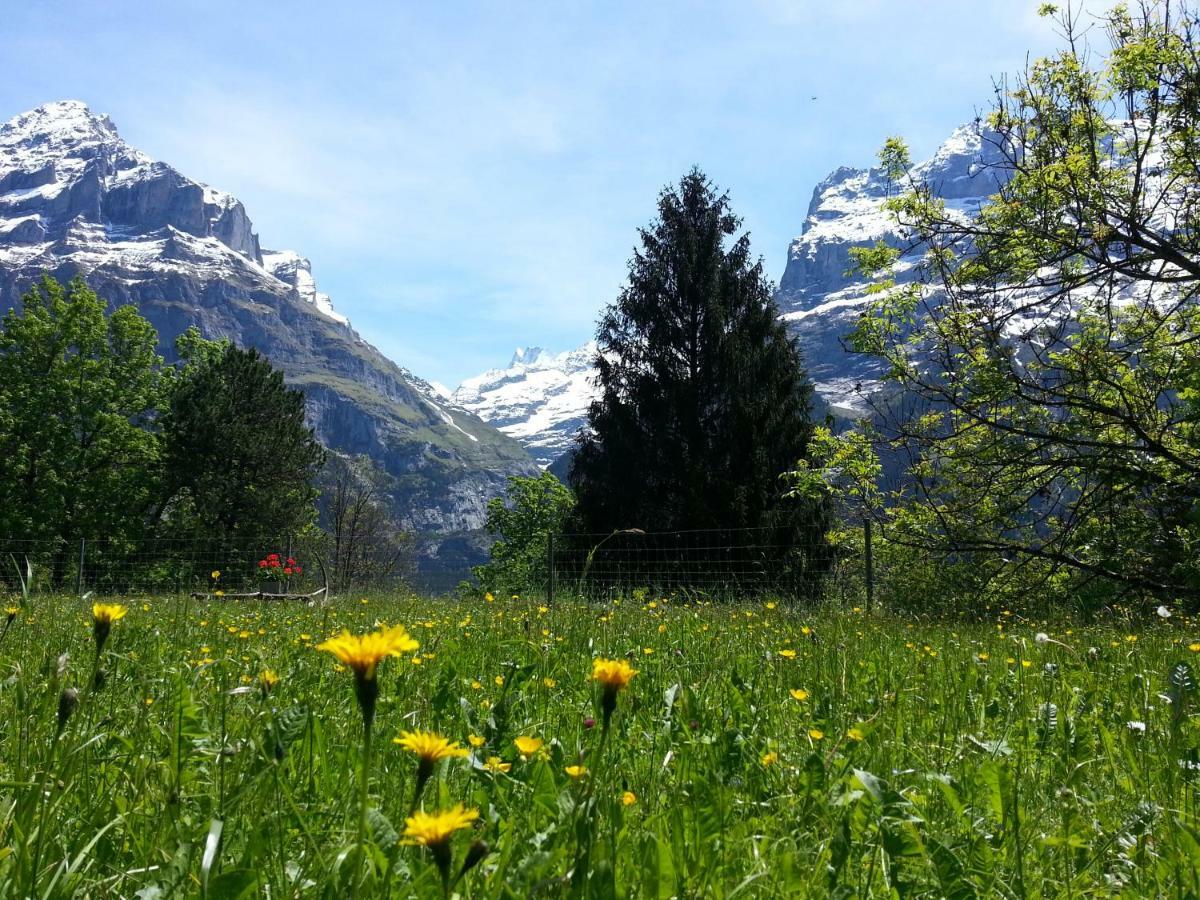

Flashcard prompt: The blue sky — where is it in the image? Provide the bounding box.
[2,1,1094,386]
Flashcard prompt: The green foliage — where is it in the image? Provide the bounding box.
[570,169,830,583]
[0,276,167,575]
[850,1,1200,609]
[472,472,574,595]
[0,591,1196,895]
[162,343,326,543]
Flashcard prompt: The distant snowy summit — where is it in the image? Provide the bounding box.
[457,123,1009,458]
[453,343,597,467]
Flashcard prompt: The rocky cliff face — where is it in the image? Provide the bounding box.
[777,123,1009,416]
[0,101,536,564]
[455,123,1009,452]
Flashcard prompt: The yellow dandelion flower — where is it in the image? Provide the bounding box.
[91,602,128,624]
[317,624,419,727]
[401,804,478,847]
[211,570,221,580]
[565,764,588,780]
[1190,642,1200,653]
[259,669,280,693]
[483,756,511,774]
[468,734,486,748]
[761,751,779,767]
[543,677,556,688]
[789,688,809,701]
[777,649,797,659]
[622,790,637,806]
[494,675,505,687]
[316,624,419,682]
[514,735,543,756]
[808,728,825,741]
[592,657,638,691]
[393,730,469,766]
[847,727,865,742]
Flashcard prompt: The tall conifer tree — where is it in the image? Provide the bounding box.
[570,169,828,583]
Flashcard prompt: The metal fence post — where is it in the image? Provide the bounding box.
[547,532,556,605]
[76,538,85,597]
[863,518,874,610]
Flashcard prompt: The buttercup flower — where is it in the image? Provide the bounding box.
[514,735,543,757]
[483,756,511,774]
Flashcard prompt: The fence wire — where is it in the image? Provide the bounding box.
[0,534,415,597]
[548,526,859,602]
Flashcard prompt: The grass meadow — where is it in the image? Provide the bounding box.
[0,591,1196,897]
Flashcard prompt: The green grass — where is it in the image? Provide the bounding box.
[0,592,1197,897]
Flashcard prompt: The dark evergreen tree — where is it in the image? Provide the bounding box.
[569,169,829,592]
[161,343,325,545]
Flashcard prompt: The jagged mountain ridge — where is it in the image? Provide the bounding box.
[0,101,536,561]
[451,343,597,467]
[454,123,1007,458]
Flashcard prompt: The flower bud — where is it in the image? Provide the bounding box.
[56,687,79,736]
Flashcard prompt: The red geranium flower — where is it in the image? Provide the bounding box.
[258,560,268,568]
[284,566,293,575]
[294,565,303,574]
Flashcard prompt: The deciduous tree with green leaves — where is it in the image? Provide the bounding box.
[847,0,1200,606]
[0,276,167,582]
[472,471,574,596]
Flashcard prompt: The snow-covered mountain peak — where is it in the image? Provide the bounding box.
[0,100,357,328]
[1,101,122,149]
[453,341,598,468]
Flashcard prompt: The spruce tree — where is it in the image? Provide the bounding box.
[162,343,325,544]
[569,169,828,589]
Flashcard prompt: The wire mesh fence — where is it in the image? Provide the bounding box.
[548,526,855,602]
[0,533,415,598]
[0,523,879,603]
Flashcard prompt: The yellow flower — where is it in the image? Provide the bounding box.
[543,677,556,688]
[592,657,638,691]
[593,657,638,721]
[808,728,825,741]
[565,764,588,780]
[4,605,18,620]
[401,804,479,848]
[789,688,809,701]
[468,734,486,748]
[394,730,468,766]
[1190,642,1200,653]
[622,790,637,806]
[494,675,505,687]
[777,649,797,659]
[315,625,419,682]
[483,756,511,774]
[847,727,865,742]
[92,602,128,625]
[91,602,128,653]
[514,735,543,756]
[259,669,280,693]
[211,570,221,580]
[977,652,989,662]
[761,751,778,767]
[484,592,495,603]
